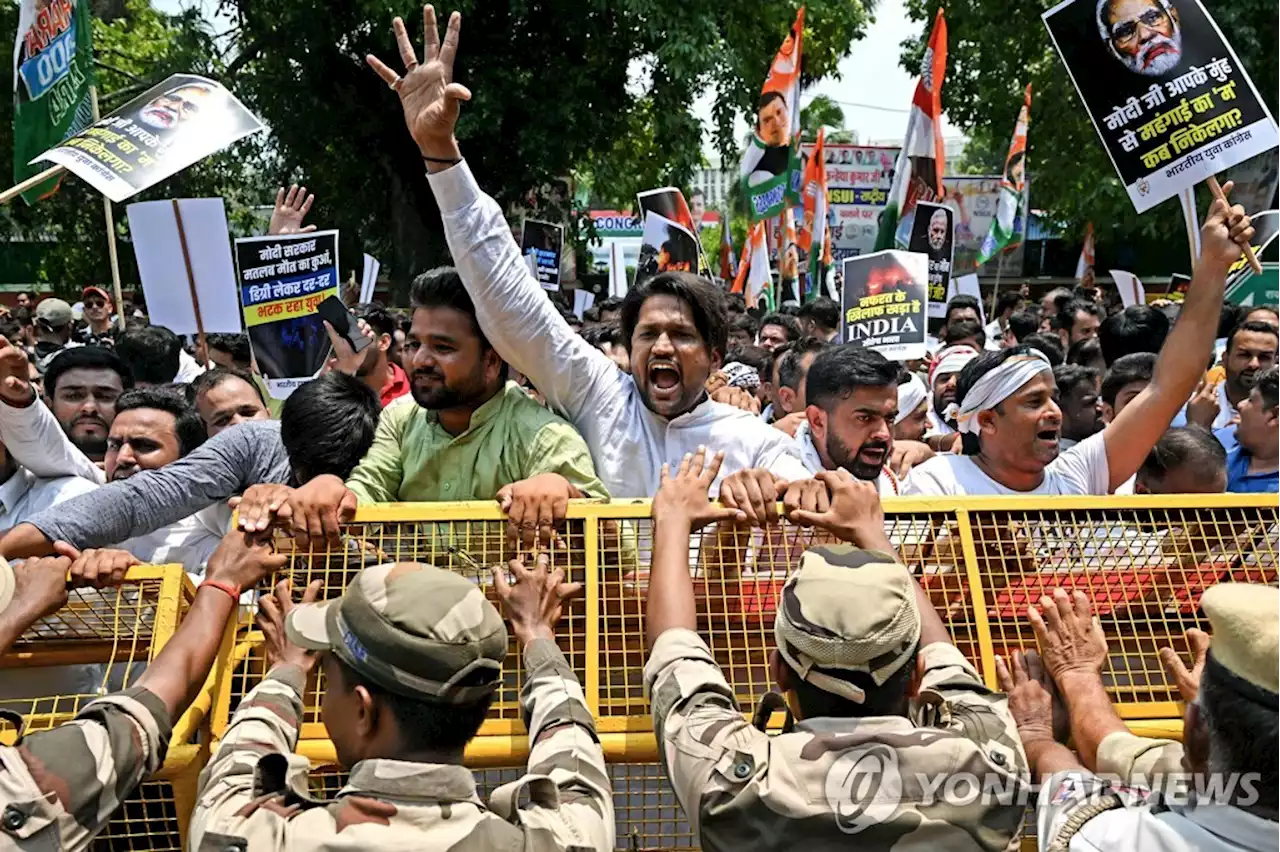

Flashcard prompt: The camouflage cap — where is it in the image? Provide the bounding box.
[774,545,921,704]
[286,562,507,705]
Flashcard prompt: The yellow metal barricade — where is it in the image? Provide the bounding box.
[92,743,208,851]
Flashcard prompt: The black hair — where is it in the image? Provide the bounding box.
[804,343,901,410]
[597,296,624,315]
[1021,333,1064,367]
[333,657,494,753]
[954,345,1045,455]
[1198,653,1280,812]
[619,271,728,356]
[185,366,266,408]
[1066,337,1105,369]
[777,304,801,317]
[787,646,919,719]
[727,345,772,376]
[352,302,397,339]
[1098,305,1170,365]
[796,297,840,332]
[16,291,32,301]
[994,290,1022,317]
[12,307,31,327]
[1137,426,1226,490]
[1071,285,1098,303]
[44,346,134,398]
[1217,302,1244,339]
[1052,363,1099,398]
[280,372,380,483]
[115,325,181,385]
[205,332,252,365]
[777,337,831,393]
[758,90,786,112]
[758,312,800,341]
[410,267,489,345]
[1100,352,1156,409]
[580,322,624,349]
[0,316,21,342]
[944,294,981,323]
[1226,319,1280,355]
[1051,299,1105,334]
[1256,365,1279,411]
[725,292,748,316]
[730,313,761,341]
[1007,310,1039,343]
[1042,287,1073,314]
[114,387,207,456]
[943,317,986,348]
[581,306,602,324]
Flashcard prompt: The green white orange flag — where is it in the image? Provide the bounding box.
[1075,221,1095,281]
[797,127,829,300]
[739,8,804,221]
[732,220,773,308]
[875,8,947,251]
[978,84,1032,266]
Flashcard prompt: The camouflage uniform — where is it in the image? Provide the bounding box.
[0,688,171,850]
[1035,584,1277,852]
[644,545,1030,851]
[189,562,613,851]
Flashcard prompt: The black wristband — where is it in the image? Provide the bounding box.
[423,155,461,165]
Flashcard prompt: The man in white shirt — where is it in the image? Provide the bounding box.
[904,191,1255,497]
[372,20,808,498]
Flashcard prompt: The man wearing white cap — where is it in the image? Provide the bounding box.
[924,343,980,438]
[904,190,1255,496]
[894,372,930,443]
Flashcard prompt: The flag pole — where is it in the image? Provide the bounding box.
[89,86,126,331]
[0,165,67,205]
[171,199,208,361]
[1205,177,1262,275]
[989,252,1006,318]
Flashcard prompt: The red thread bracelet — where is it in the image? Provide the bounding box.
[200,579,241,601]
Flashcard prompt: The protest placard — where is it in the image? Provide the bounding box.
[360,254,380,303]
[1043,0,1279,213]
[35,73,264,203]
[521,219,563,291]
[234,231,339,400]
[801,144,896,263]
[634,212,701,289]
[908,201,954,319]
[1110,269,1146,307]
[839,250,929,360]
[636,188,710,276]
[1224,209,1279,302]
[950,273,987,325]
[126,198,241,337]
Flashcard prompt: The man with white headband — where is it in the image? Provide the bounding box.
[895,372,930,442]
[904,188,1255,495]
[925,344,980,437]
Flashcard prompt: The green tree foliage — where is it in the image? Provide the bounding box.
[800,93,845,138]
[901,0,1277,265]
[0,0,271,296]
[224,0,874,288]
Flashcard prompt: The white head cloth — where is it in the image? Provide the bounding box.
[895,373,928,425]
[943,350,1053,436]
[928,344,981,387]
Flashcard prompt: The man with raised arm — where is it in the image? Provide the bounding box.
[905,189,1255,496]
[367,7,807,499]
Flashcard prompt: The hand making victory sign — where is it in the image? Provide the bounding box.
[367,5,470,167]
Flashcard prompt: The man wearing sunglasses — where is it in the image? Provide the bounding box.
[77,286,116,347]
[1095,0,1183,77]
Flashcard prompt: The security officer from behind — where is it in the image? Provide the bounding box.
[1007,583,1278,852]
[189,556,614,850]
[642,450,1030,851]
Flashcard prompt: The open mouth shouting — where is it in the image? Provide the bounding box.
[647,359,683,401]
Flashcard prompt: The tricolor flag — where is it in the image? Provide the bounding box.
[732,221,773,309]
[875,8,947,251]
[739,8,804,222]
[977,84,1032,266]
[1075,222,1095,282]
[719,210,737,281]
[798,127,829,302]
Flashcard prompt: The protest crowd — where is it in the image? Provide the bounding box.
[0,3,1276,852]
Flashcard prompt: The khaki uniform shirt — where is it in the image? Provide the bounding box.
[643,629,1030,851]
[1096,731,1186,783]
[1037,769,1275,852]
[0,688,171,851]
[189,640,613,851]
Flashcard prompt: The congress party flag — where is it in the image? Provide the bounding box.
[978,85,1032,266]
[875,8,947,251]
[732,221,773,308]
[12,0,94,204]
[798,127,830,301]
[739,8,804,221]
[1075,221,1096,281]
